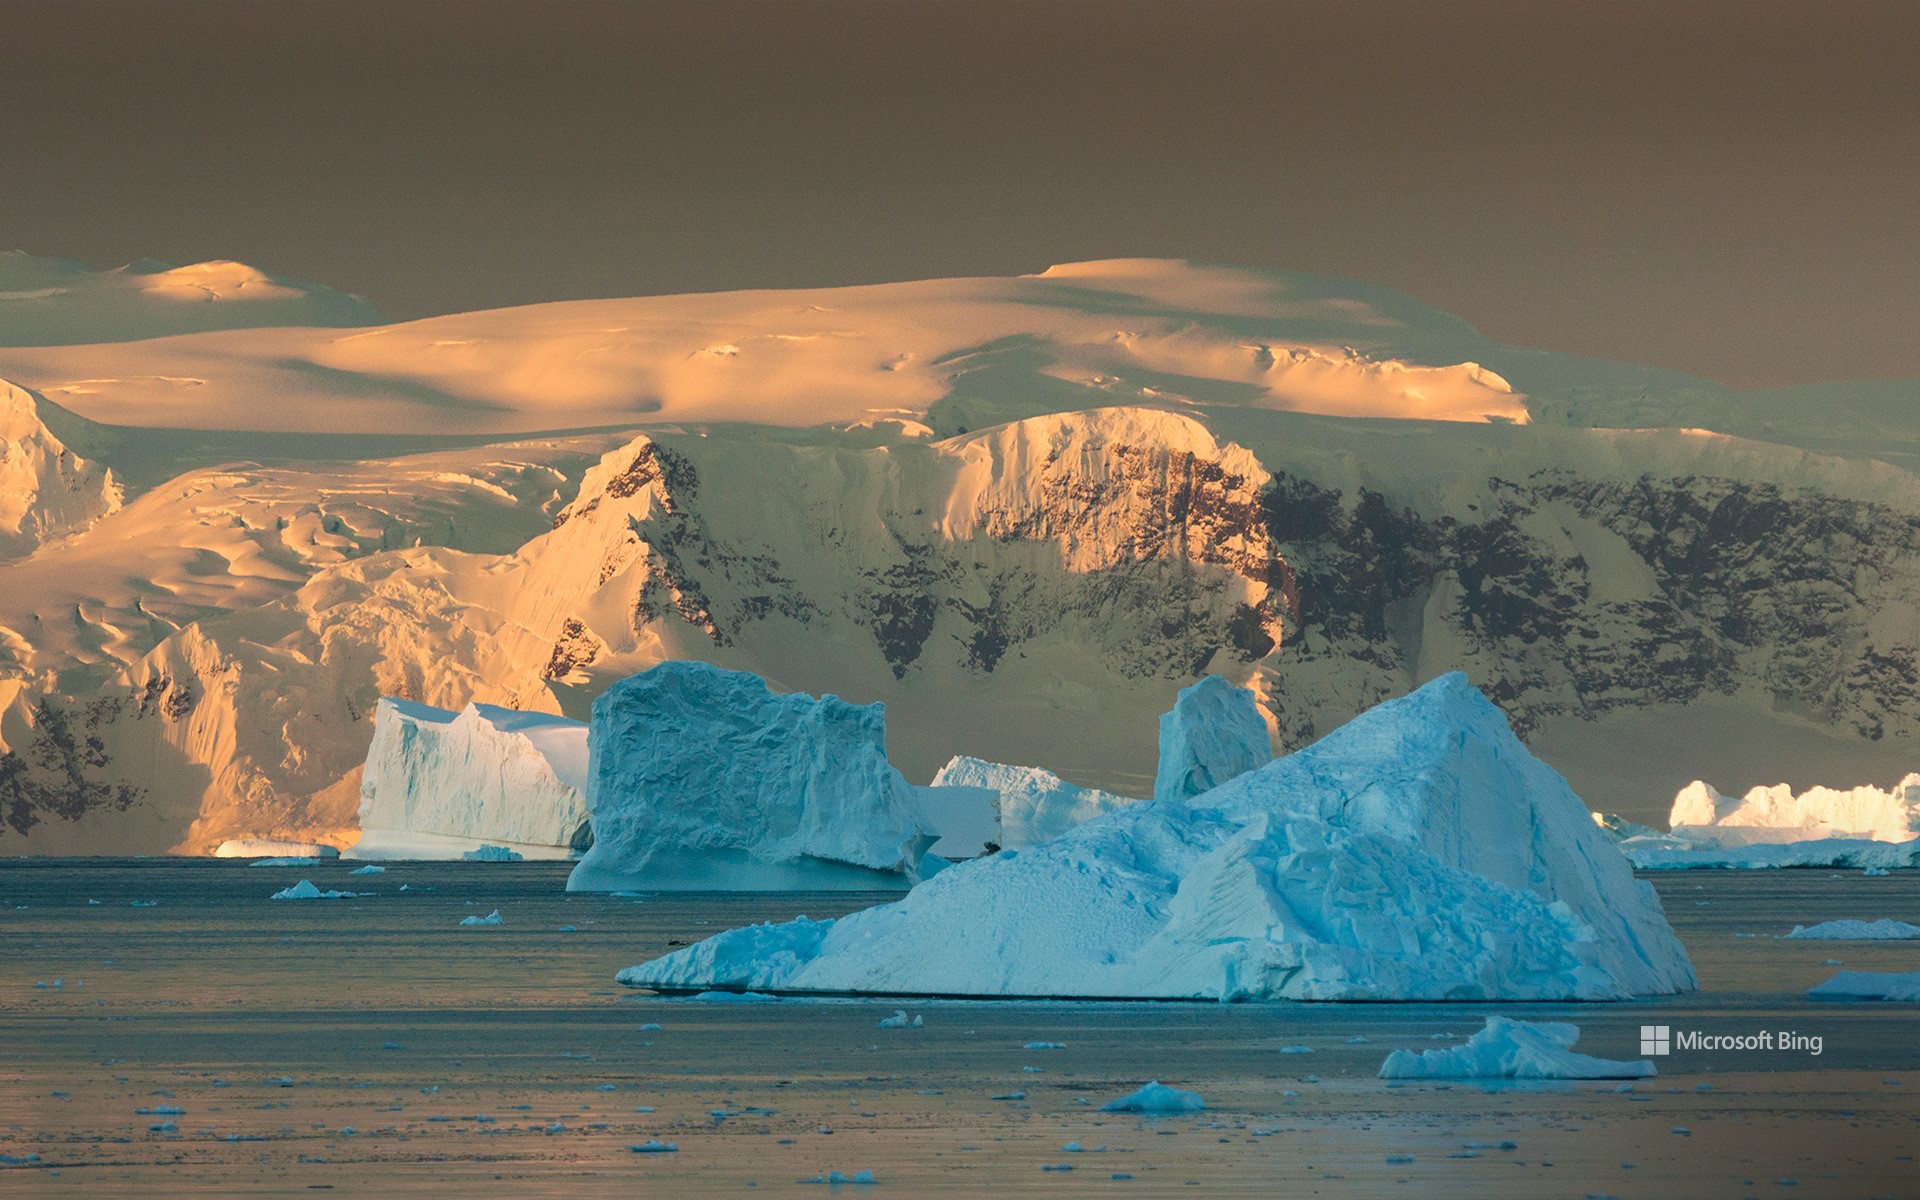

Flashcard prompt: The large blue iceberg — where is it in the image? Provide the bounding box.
[616,673,1697,1000]
[568,662,929,891]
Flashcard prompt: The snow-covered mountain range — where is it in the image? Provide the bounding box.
[0,254,1914,851]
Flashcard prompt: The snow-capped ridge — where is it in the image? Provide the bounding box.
[0,252,381,347]
[0,378,122,558]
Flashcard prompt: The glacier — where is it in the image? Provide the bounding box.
[1153,675,1272,802]
[352,699,590,861]
[566,662,930,892]
[614,673,1697,1001]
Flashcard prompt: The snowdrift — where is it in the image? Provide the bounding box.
[615,673,1696,1000]
[567,662,929,891]
[1153,675,1272,802]
[352,699,589,860]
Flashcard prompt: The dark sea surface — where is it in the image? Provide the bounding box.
[2,860,1917,1197]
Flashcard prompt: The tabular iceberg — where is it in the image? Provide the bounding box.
[1670,775,1920,845]
[1595,774,1920,869]
[567,662,929,891]
[615,673,1697,1000]
[215,839,340,859]
[1153,675,1272,803]
[353,699,590,860]
[926,757,1137,850]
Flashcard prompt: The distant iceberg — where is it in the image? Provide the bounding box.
[925,757,1135,850]
[916,677,1267,851]
[352,699,590,861]
[215,839,339,860]
[1670,775,1920,845]
[1594,773,1920,870]
[567,662,931,891]
[616,673,1696,1001]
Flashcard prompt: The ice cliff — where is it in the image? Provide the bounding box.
[567,662,929,891]
[353,699,590,859]
[615,673,1697,1000]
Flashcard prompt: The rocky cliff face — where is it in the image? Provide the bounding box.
[6,398,1920,849]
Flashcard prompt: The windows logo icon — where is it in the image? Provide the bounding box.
[1640,1025,1671,1056]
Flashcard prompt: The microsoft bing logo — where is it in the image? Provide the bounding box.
[1640,1025,1671,1056]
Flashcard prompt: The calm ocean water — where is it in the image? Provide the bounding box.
[3,860,1917,1197]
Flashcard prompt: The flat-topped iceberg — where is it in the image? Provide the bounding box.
[926,757,1137,850]
[568,662,929,891]
[1670,775,1920,846]
[353,699,590,860]
[1153,675,1272,802]
[616,673,1696,1000]
[216,839,339,860]
[1379,1017,1655,1080]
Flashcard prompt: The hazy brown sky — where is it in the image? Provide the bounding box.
[9,0,1916,390]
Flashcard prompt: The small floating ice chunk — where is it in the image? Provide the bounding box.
[1787,919,1920,941]
[1808,970,1920,1001]
[1099,1081,1205,1113]
[270,880,357,901]
[1280,1045,1314,1055]
[1025,1041,1065,1050]
[1379,1017,1655,1080]
[349,865,386,876]
[463,844,524,862]
[877,1010,923,1028]
[459,910,505,926]
[630,1140,677,1153]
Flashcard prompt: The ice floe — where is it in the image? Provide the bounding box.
[1808,970,1920,1001]
[1378,1017,1655,1080]
[1786,919,1920,940]
[1099,1082,1205,1113]
[269,880,358,901]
